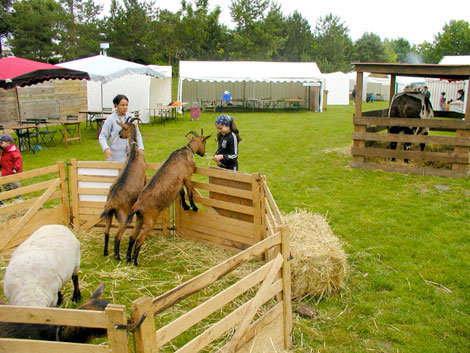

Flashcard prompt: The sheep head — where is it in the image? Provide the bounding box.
[185,130,211,157]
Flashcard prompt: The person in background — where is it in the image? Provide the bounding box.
[99,94,144,162]
[0,134,23,205]
[351,85,357,104]
[421,86,431,99]
[456,89,465,102]
[439,92,446,110]
[213,114,241,171]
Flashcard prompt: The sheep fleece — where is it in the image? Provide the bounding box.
[3,225,80,307]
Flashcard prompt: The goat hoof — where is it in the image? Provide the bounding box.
[192,206,198,212]
[133,260,139,266]
[182,204,190,210]
[126,256,132,263]
[114,254,121,261]
[104,249,108,256]
[72,293,82,303]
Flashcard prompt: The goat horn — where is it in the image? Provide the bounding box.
[128,117,141,124]
[200,128,204,136]
[185,130,199,138]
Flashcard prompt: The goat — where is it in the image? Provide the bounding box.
[0,283,109,343]
[3,224,81,307]
[101,117,147,261]
[125,129,210,266]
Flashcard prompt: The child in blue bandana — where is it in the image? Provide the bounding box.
[213,115,241,171]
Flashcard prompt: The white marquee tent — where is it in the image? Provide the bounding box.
[320,72,350,105]
[60,55,170,123]
[177,61,326,111]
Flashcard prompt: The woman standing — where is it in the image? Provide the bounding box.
[99,94,144,162]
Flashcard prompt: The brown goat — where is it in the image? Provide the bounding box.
[0,283,109,343]
[125,130,210,266]
[101,117,147,261]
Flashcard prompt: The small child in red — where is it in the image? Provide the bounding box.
[0,134,23,204]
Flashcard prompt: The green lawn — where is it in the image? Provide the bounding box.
[5,102,470,352]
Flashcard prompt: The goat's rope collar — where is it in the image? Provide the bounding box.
[185,145,194,156]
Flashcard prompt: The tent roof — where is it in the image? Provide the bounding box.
[59,55,163,83]
[148,65,172,78]
[179,61,323,83]
[0,56,89,89]
[440,55,470,65]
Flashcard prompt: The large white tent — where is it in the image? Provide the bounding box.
[60,55,170,123]
[321,72,350,105]
[177,61,326,111]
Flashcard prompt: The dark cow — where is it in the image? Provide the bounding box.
[388,91,434,160]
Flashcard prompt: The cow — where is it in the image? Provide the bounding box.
[388,91,434,161]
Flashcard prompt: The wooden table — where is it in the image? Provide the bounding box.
[149,105,179,125]
[283,98,305,109]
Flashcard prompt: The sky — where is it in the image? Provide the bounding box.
[96,0,470,44]
[97,0,469,45]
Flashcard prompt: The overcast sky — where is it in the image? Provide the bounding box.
[97,0,468,45]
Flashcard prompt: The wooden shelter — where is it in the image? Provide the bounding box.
[351,63,470,177]
[0,161,291,353]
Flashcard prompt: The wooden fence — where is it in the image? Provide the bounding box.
[351,109,470,178]
[0,161,291,352]
[0,304,129,353]
[0,162,69,254]
[68,159,171,233]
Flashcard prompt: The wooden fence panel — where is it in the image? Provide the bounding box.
[351,115,470,177]
[69,159,170,234]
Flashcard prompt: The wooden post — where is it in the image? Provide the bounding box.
[280,225,292,350]
[352,72,365,164]
[251,173,265,243]
[132,296,158,353]
[69,158,80,229]
[57,161,70,226]
[105,304,130,353]
[389,74,396,105]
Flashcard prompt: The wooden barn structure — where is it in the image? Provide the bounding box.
[351,63,470,177]
[0,161,291,353]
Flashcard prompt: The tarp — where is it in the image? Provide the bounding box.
[439,55,470,65]
[177,61,325,111]
[60,55,167,123]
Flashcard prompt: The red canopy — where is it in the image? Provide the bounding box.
[0,56,89,89]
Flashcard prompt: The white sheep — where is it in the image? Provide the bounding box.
[3,224,81,307]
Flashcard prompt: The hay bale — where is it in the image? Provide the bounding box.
[285,209,347,300]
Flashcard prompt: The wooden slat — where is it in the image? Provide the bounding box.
[70,159,80,229]
[354,116,470,129]
[280,225,292,350]
[263,178,283,224]
[350,161,468,178]
[156,260,275,347]
[192,195,254,215]
[179,210,255,234]
[0,306,108,328]
[352,132,470,147]
[192,180,253,200]
[179,220,255,244]
[351,146,470,163]
[0,339,110,353]
[0,179,60,251]
[0,190,61,216]
[78,188,109,195]
[77,174,117,183]
[152,233,281,314]
[227,254,283,352]
[177,227,254,251]
[174,280,282,353]
[0,165,58,184]
[195,166,253,183]
[0,178,59,200]
[80,200,106,208]
[76,161,123,169]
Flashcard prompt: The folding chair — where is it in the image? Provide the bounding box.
[38,123,57,147]
[66,115,79,135]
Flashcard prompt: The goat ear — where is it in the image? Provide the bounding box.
[203,135,211,141]
[89,283,105,300]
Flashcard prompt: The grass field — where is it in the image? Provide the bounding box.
[2,102,470,352]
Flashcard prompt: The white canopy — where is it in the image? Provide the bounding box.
[320,72,350,105]
[439,55,470,65]
[60,55,169,123]
[178,61,325,111]
[60,54,164,83]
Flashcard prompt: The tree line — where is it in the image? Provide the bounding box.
[1,0,470,72]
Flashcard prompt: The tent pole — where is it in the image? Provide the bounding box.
[101,83,104,111]
[15,86,22,122]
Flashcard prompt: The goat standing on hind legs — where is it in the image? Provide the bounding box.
[101,117,147,261]
[126,129,211,266]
